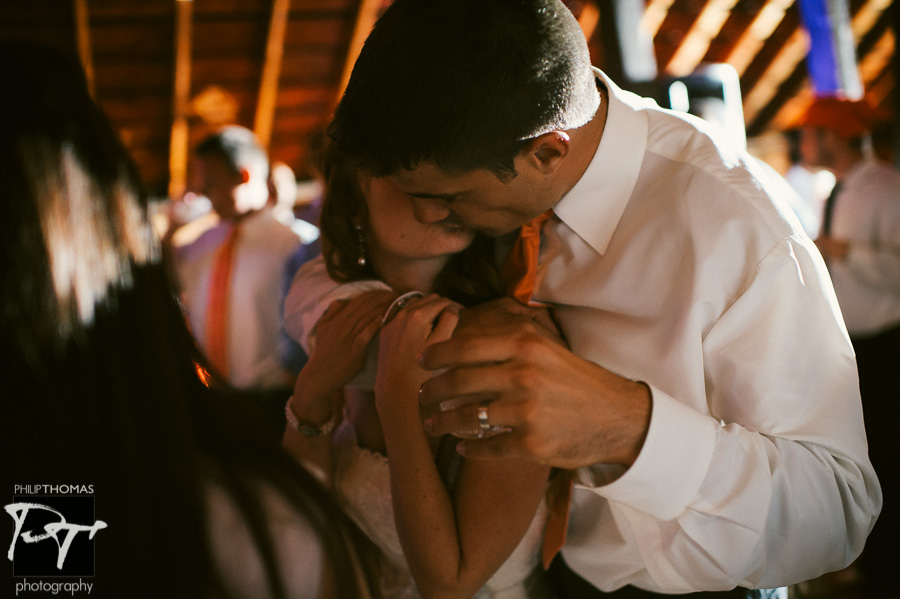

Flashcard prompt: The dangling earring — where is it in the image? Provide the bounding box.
[355,224,366,267]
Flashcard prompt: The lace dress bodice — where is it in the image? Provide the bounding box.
[332,420,552,599]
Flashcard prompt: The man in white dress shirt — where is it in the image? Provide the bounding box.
[173,126,317,433]
[324,1,881,596]
[798,96,900,598]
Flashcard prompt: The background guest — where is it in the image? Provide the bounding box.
[171,126,316,434]
[798,96,900,599]
[0,41,376,599]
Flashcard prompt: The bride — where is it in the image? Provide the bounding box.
[282,146,558,599]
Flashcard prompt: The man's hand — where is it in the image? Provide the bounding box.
[418,298,652,470]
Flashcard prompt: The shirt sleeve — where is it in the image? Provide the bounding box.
[282,255,391,354]
[577,235,882,591]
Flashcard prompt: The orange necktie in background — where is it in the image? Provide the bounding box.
[205,225,240,377]
[499,210,572,569]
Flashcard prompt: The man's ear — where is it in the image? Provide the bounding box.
[520,131,570,175]
[239,168,252,184]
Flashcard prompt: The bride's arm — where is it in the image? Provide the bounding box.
[376,295,550,599]
[283,290,394,483]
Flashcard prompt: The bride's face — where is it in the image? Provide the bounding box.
[363,176,476,261]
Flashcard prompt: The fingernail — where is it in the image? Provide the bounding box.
[456,442,467,456]
[423,417,434,433]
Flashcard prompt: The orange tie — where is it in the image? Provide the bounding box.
[205,224,240,377]
[500,210,553,304]
[500,210,572,569]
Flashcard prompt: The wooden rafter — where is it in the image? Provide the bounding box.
[330,0,382,116]
[747,0,893,134]
[578,0,601,41]
[641,0,677,39]
[652,0,704,70]
[664,0,741,76]
[73,0,95,97]
[254,0,291,151]
[725,0,795,76]
[742,28,809,125]
[168,0,193,200]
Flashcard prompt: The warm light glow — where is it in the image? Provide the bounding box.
[664,0,739,76]
[578,1,601,41]
[765,6,894,132]
[640,0,675,39]
[742,29,809,125]
[857,29,894,104]
[851,0,892,37]
[725,0,795,76]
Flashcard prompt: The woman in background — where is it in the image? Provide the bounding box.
[0,42,375,599]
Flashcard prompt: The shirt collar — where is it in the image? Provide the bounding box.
[553,68,649,255]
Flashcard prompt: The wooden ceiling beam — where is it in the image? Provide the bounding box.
[859,29,894,105]
[724,0,795,76]
[578,0,601,41]
[651,0,703,72]
[330,0,382,117]
[747,0,892,134]
[641,0,678,39]
[741,27,808,125]
[254,0,291,151]
[73,0,95,97]
[664,0,740,76]
[168,0,193,200]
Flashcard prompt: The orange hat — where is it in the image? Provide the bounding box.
[797,96,886,139]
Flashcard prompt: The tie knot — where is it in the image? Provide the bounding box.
[523,210,553,235]
[500,210,553,304]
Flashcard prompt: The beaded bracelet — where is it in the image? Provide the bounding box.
[284,397,339,438]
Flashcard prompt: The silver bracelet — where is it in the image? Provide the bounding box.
[285,396,338,438]
[381,291,425,325]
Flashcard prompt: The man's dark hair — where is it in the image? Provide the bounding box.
[330,0,599,179]
[195,125,270,179]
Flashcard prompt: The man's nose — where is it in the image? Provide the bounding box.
[412,197,453,224]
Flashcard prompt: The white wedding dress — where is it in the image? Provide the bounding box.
[331,420,554,599]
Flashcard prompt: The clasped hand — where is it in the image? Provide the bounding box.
[417,297,652,471]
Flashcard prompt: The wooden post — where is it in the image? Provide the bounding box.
[168,0,193,200]
[73,0,95,97]
[254,0,292,150]
[330,0,382,116]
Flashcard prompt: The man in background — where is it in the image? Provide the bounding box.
[799,97,900,598]
[172,126,316,434]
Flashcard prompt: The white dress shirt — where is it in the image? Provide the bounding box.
[279,73,881,595]
[542,71,880,593]
[820,157,900,336]
[176,207,310,390]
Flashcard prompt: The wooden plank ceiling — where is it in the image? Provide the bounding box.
[1,0,895,197]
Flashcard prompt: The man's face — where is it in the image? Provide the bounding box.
[389,160,557,237]
[799,127,837,170]
[190,154,242,220]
